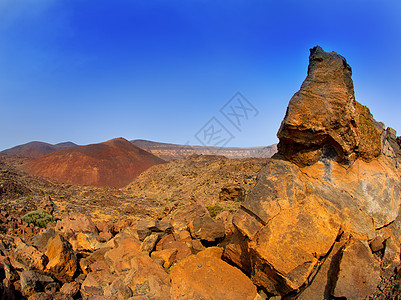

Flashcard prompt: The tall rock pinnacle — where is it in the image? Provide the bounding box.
[277,46,382,166]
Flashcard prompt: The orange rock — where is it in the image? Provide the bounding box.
[155,233,175,251]
[80,269,118,298]
[196,246,223,259]
[333,240,381,299]
[219,184,245,202]
[14,241,48,271]
[124,255,171,298]
[187,239,205,254]
[162,240,192,261]
[223,229,251,274]
[303,155,401,230]
[189,215,225,242]
[232,156,400,295]
[104,233,141,273]
[250,203,340,292]
[56,214,98,237]
[151,249,178,268]
[297,239,347,300]
[215,210,235,235]
[74,232,103,251]
[277,46,381,166]
[45,234,78,283]
[19,270,54,297]
[168,202,208,223]
[174,230,192,242]
[140,232,160,253]
[170,248,257,299]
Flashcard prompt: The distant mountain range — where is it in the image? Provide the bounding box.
[1,139,277,160]
[0,141,78,159]
[130,140,277,160]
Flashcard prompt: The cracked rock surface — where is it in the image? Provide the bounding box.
[230,46,401,298]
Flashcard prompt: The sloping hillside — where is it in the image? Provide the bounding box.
[24,138,165,188]
[1,141,78,159]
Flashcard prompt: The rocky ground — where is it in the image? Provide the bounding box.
[126,154,268,213]
[0,154,268,299]
[0,156,163,223]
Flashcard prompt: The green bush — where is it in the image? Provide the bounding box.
[206,204,224,218]
[22,210,53,228]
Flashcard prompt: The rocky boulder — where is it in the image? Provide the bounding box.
[14,239,48,271]
[382,126,401,159]
[333,239,381,299]
[189,215,225,243]
[85,230,172,298]
[104,231,142,274]
[20,270,54,297]
[45,234,78,283]
[277,45,382,166]
[151,249,178,268]
[32,228,57,252]
[170,247,257,299]
[73,232,103,251]
[136,218,172,241]
[56,214,98,238]
[229,46,401,298]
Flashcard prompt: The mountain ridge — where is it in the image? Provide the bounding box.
[2,139,277,161]
[1,141,79,159]
[130,139,277,160]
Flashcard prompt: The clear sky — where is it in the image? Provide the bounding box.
[1,0,401,151]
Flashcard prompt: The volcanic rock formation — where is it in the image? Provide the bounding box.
[24,138,165,188]
[277,45,382,166]
[230,46,401,298]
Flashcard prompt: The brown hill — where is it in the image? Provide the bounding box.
[131,139,277,161]
[1,141,78,159]
[24,138,165,188]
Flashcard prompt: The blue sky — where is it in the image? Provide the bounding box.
[1,0,401,150]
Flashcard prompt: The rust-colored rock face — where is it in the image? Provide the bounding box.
[277,46,382,166]
[229,46,401,298]
[24,137,165,188]
[170,248,257,299]
[45,234,78,283]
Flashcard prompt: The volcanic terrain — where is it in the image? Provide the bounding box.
[1,46,401,299]
[1,141,78,159]
[23,138,165,188]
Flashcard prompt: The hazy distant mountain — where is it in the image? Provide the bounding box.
[24,138,165,188]
[131,139,277,161]
[1,141,78,159]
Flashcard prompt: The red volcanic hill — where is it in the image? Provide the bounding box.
[1,141,78,159]
[24,138,165,188]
